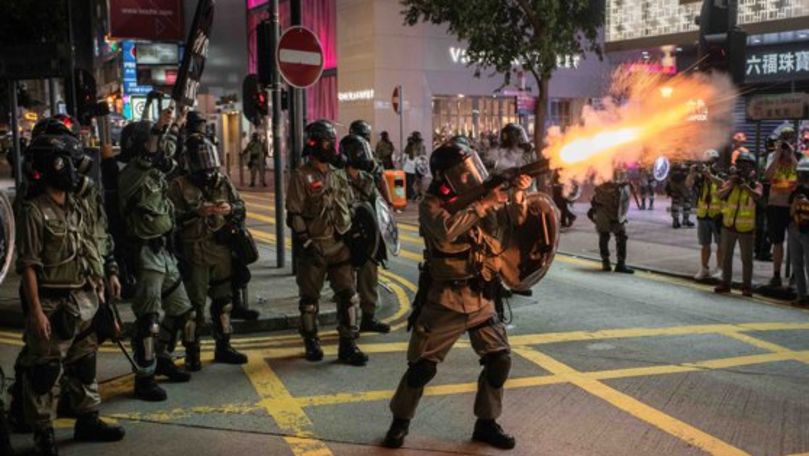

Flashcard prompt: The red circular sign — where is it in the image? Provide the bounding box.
[392,86,400,114]
[276,26,324,89]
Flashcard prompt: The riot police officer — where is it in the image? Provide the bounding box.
[490,123,534,171]
[286,120,368,365]
[118,109,195,401]
[589,170,634,273]
[350,119,394,206]
[340,134,391,333]
[383,143,531,450]
[16,133,124,454]
[168,130,249,369]
[666,163,695,228]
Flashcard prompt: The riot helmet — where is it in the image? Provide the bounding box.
[349,120,372,142]
[185,133,221,178]
[500,123,529,149]
[303,120,342,167]
[25,134,83,192]
[32,116,78,139]
[339,134,374,172]
[120,121,153,162]
[186,111,207,135]
[429,143,488,195]
[447,135,472,149]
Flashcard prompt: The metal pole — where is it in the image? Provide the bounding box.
[398,85,404,160]
[48,78,58,115]
[270,0,285,268]
[289,0,304,272]
[10,82,22,191]
[65,0,78,118]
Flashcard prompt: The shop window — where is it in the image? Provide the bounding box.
[549,99,572,129]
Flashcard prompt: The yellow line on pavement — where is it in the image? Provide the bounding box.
[721,331,809,364]
[243,354,334,456]
[513,346,750,456]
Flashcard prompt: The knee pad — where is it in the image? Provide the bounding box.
[299,298,319,335]
[135,313,160,365]
[65,353,96,385]
[29,361,61,395]
[405,359,437,389]
[183,310,197,344]
[336,290,360,329]
[211,299,233,336]
[480,351,511,388]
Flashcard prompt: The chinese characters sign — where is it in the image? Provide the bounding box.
[747,93,809,121]
[745,43,809,83]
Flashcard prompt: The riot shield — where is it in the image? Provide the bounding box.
[653,156,670,182]
[375,196,400,256]
[346,201,380,267]
[0,192,14,286]
[499,192,560,292]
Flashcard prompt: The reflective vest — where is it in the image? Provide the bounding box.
[722,186,756,233]
[696,181,721,219]
[793,196,809,232]
[770,164,797,195]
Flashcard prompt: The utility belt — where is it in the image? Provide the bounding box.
[39,283,91,300]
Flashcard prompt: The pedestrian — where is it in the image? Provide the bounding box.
[694,149,725,280]
[16,132,125,455]
[402,138,418,200]
[285,120,367,365]
[638,164,655,210]
[341,134,391,333]
[167,128,250,370]
[118,109,196,401]
[589,169,634,273]
[383,142,531,450]
[375,130,396,170]
[242,132,268,187]
[665,162,695,228]
[730,132,748,165]
[715,151,763,297]
[763,130,798,288]
[755,137,776,261]
[788,157,809,307]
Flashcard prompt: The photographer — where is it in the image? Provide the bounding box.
[763,130,798,288]
[715,151,763,297]
[693,150,725,280]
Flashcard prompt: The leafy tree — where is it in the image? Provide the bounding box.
[401,0,604,150]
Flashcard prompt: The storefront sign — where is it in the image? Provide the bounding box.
[136,43,179,65]
[108,0,184,41]
[746,93,809,121]
[448,46,580,69]
[337,89,374,102]
[745,42,809,84]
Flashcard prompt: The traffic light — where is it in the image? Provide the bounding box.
[242,74,267,126]
[255,90,268,117]
[74,69,97,126]
[257,20,274,85]
[697,0,747,85]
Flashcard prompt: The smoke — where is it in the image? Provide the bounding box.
[544,66,737,185]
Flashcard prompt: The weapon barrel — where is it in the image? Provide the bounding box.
[443,160,549,214]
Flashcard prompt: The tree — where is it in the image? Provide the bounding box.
[401,0,604,151]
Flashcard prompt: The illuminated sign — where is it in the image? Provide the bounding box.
[338,89,374,102]
[449,46,580,69]
[745,43,809,83]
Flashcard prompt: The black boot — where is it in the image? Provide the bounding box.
[672,218,681,229]
[303,337,324,362]
[338,337,368,366]
[155,356,191,382]
[614,262,635,274]
[0,408,12,455]
[472,419,516,450]
[34,427,58,456]
[683,217,695,228]
[8,379,31,433]
[640,199,646,210]
[214,340,248,364]
[601,259,611,272]
[383,417,410,448]
[360,314,391,333]
[56,394,77,419]
[231,306,260,321]
[73,412,125,442]
[134,376,167,402]
[185,343,202,372]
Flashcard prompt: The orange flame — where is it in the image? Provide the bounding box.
[546,66,737,184]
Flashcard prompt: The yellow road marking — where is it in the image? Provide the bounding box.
[243,354,333,456]
[721,331,809,364]
[513,346,750,456]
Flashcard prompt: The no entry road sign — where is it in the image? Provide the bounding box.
[276,26,324,89]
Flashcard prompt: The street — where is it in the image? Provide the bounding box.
[3,191,809,456]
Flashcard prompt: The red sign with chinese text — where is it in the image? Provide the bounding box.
[109,0,184,41]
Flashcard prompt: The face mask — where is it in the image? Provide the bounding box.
[48,155,80,192]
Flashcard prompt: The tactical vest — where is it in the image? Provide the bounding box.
[696,181,721,219]
[425,214,501,283]
[121,160,174,240]
[295,165,352,240]
[722,186,756,233]
[793,196,809,233]
[770,165,797,195]
[34,197,95,287]
[173,176,229,242]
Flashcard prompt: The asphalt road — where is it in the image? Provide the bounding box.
[2,191,809,456]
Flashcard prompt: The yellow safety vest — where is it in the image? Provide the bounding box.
[722,186,756,233]
[696,181,721,219]
[793,197,809,231]
[770,165,797,195]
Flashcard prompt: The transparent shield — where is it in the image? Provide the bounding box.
[0,192,15,286]
[653,156,670,182]
[375,196,400,256]
[445,152,489,195]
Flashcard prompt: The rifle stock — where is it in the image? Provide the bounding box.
[443,160,549,214]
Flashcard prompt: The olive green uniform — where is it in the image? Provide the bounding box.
[16,192,104,431]
[348,170,381,317]
[390,193,527,421]
[168,174,244,341]
[286,161,358,339]
[243,139,267,186]
[118,156,192,372]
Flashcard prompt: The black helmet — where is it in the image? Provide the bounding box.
[32,116,78,139]
[429,143,488,194]
[339,135,373,172]
[185,133,221,174]
[25,134,83,191]
[736,150,756,165]
[500,123,529,149]
[186,111,207,135]
[120,121,152,162]
[304,120,340,165]
[447,135,472,149]
[349,120,372,142]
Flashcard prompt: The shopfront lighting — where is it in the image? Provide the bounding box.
[457,94,465,98]
[337,89,375,102]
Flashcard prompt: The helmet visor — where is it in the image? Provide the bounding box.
[444,152,488,195]
[188,138,221,173]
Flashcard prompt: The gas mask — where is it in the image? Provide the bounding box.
[47,154,81,192]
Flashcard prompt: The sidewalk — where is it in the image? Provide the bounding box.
[393,195,777,288]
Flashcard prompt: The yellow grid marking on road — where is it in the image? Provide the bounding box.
[243,355,334,456]
[512,346,750,456]
[721,331,809,364]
